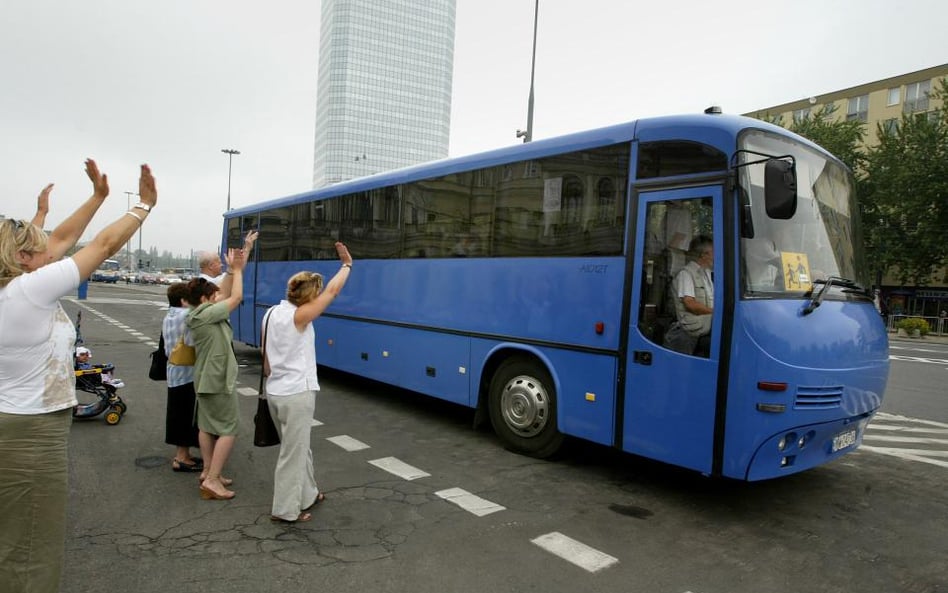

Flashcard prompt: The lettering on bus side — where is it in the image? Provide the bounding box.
[579,264,608,273]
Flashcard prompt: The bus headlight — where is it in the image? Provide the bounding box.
[778,432,797,452]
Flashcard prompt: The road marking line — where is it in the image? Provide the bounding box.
[435,487,505,516]
[859,446,948,468]
[327,435,370,451]
[530,532,618,573]
[237,387,260,397]
[859,447,948,458]
[311,418,323,427]
[368,456,430,480]
[866,425,948,435]
[873,413,948,429]
[862,434,948,445]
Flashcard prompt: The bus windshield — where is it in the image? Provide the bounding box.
[738,130,870,297]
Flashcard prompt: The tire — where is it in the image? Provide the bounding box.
[488,355,564,458]
[113,402,127,415]
[105,411,121,425]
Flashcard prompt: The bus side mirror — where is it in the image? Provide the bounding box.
[764,160,797,219]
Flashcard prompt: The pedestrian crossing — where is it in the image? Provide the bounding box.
[861,412,948,469]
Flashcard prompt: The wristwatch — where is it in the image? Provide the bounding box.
[133,202,152,212]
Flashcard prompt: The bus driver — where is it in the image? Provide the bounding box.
[664,235,714,357]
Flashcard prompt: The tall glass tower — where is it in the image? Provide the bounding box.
[313,0,456,187]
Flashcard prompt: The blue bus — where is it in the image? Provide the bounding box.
[224,110,889,481]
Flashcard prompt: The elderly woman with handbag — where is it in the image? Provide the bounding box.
[185,248,246,500]
[264,242,352,523]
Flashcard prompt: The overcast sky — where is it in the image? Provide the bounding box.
[1,0,944,257]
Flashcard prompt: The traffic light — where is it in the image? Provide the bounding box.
[138,259,142,269]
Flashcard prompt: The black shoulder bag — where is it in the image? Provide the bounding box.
[254,309,281,447]
[149,332,168,381]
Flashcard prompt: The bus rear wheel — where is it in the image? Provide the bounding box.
[488,356,564,458]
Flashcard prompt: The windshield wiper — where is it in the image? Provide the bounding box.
[802,276,865,315]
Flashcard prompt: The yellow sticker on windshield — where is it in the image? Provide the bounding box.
[780,252,812,292]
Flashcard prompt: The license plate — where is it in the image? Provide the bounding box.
[832,429,857,452]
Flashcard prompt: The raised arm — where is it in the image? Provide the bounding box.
[71,164,156,280]
[293,242,352,328]
[217,229,258,299]
[30,184,54,229]
[218,248,245,312]
[44,159,111,263]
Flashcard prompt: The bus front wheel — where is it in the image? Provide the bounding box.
[488,356,564,458]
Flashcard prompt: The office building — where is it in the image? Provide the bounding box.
[312,0,456,187]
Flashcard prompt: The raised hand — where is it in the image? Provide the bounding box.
[85,159,109,199]
[138,164,157,208]
[31,183,54,227]
[335,242,352,266]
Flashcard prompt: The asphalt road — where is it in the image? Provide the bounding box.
[58,284,948,593]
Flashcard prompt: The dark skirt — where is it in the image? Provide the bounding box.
[165,382,199,447]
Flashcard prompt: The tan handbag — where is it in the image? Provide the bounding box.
[169,336,196,366]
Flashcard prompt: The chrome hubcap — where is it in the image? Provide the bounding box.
[501,374,549,437]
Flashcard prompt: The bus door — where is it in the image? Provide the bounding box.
[622,186,721,474]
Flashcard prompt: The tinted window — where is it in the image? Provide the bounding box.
[637,141,727,179]
[255,142,630,261]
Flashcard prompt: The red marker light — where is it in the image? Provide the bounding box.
[757,381,788,392]
[595,322,605,335]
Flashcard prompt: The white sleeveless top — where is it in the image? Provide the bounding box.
[263,301,320,396]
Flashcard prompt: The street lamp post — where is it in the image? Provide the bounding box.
[221,148,240,210]
[516,0,539,143]
[123,191,138,270]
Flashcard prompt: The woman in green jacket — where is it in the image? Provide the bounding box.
[186,248,245,500]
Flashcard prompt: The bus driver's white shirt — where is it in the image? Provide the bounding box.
[263,301,320,397]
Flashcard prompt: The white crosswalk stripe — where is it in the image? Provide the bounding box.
[530,532,618,573]
[435,487,505,517]
[368,456,430,480]
[327,435,371,451]
[861,412,948,469]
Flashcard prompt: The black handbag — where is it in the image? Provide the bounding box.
[253,309,280,447]
[149,333,168,381]
[253,396,280,447]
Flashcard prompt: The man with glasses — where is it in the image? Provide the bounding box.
[665,235,714,357]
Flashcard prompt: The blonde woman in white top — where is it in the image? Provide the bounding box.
[263,242,352,523]
[0,160,157,593]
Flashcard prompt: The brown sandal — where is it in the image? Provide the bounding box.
[270,512,312,523]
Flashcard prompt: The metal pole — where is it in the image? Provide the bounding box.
[221,148,240,210]
[516,0,539,143]
[525,0,538,143]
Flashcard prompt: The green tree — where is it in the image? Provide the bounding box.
[860,79,948,286]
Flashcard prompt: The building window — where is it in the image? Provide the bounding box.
[792,108,810,123]
[904,80,931,113]
[887,87,900,106]
[882,118,899,135]
[846,95,869,122]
